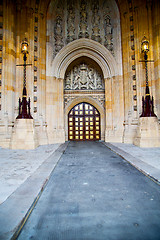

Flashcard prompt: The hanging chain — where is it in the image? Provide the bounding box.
[24,60,26,88]
[145,60,148,88]
[23,53,27,88]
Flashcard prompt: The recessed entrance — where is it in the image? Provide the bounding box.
[68,102,100,141]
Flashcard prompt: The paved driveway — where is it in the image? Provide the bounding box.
[18,141,160,240]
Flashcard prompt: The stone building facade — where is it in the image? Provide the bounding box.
[0,0,160,148]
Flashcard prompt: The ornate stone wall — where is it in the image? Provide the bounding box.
[0,0,159,148]
[52,0,114,58]
[47,0,123,144]
[64,60,105,116]
[64,93,105,109]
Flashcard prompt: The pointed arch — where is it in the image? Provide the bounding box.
[50,38,121,79]
[64,96,105,141]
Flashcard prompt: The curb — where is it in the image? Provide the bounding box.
[10,142,69,240]
[103,142,160,186]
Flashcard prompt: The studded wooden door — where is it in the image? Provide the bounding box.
[68,102,100,141]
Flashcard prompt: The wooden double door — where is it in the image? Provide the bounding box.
[68,102,100,141]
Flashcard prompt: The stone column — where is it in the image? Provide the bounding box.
[105,75,124,143]
[120,6,136,143]
[105,77,113,141]
[152,0,160,117]
[0,1,16,148]
[146,0,156,103]
[57,78,65,142]
[46,76,65,144]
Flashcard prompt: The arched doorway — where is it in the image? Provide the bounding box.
[68,102,100,141]
[46,0,124,144]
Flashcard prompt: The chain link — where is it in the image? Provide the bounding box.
[145,60,148,88]
[23,60,26,88]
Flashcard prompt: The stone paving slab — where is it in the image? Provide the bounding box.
[0,141,160,239]
[0,142,69,240]
[104,142,160,184]
[0,144,60,204]
[17,141,160,240]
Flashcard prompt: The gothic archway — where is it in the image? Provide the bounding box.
[64,57,105,141]
[65,95,105,142]
[46,0,124,144]
[47,0,122,79]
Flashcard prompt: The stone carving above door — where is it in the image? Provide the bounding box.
[53,0,114,57]
[64,95,105,109]
[64,62,104,91]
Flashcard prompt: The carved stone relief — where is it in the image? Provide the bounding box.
[78,0,89,39]
[91,1,101,43]
[52,0,114,57]
[64,95,105,109]
[64,62,104,90]
[104,14,114,55]
[91,95,105,108]
[67,3,76,43]
[54,16,64,56]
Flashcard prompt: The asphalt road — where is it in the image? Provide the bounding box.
[18,141,160,240]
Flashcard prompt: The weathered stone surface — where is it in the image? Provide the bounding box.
[10,119,39,149]
[134,117,160,148]
[0,0,159,148]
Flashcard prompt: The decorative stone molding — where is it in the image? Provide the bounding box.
[51,38,119,79]
[128,0,137,113]
[64,94,105,109]
[91,95,105,108]
[33,2,39,117]
[64,95,105,117]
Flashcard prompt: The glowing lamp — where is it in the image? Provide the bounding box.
[21,39,28,54]
[141,36,149,54]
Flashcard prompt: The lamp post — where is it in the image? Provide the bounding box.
[16,39,33,119]
[140,36,156,117]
